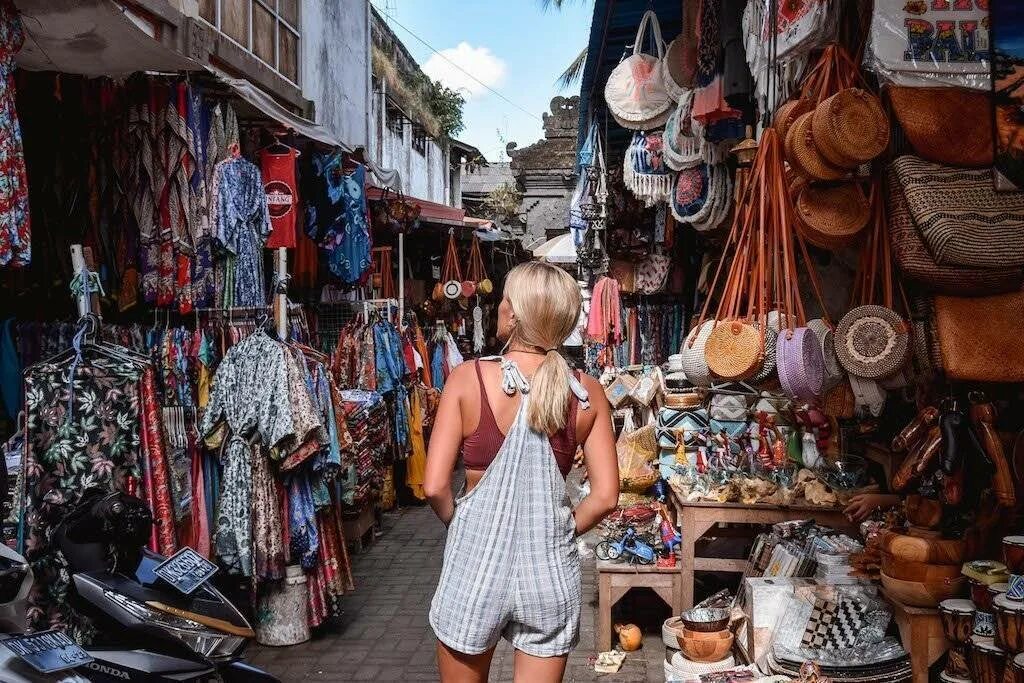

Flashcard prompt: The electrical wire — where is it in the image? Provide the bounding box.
[371,2,542,123]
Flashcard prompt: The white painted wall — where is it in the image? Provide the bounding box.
[301,0,370,150]
[369,88,449,202]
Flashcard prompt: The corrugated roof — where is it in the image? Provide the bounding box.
[577,0,683,154]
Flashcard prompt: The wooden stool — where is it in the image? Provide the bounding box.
[883,590,947,683]
[597,560,683,651]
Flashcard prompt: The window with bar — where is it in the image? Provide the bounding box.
[198,0,300,84]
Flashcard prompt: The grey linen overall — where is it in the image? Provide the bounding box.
[429,358,587,657]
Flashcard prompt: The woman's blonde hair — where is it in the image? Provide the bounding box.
[504,261,582,435]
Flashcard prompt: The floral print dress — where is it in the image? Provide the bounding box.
[0,0,28,267]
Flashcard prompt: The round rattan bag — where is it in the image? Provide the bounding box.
[834,305,909,379]
[807,318,844,391]
[785,112,845,181]
[776,326,826,403]
[681,321,715,387]
[811,89,889,168]
[705,320,764,381]
[751,323,779,385]
[775,99,813,145]
[795,182,869,250]
[604,10,673,129]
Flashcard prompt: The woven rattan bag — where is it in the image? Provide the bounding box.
[786,112,845,181]
[835,184,909,380]
[887,86,993,168]
[933,292,1024,383]
[811,89,889,169]
[605,10,673,130]
[795,181,869,250]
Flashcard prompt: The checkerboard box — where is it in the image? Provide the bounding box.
[739,577,878,666]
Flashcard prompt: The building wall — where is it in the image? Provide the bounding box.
[301,0,370,149]
[369,88,450,202]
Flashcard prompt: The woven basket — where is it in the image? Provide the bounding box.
[807,318,845,391]
[704,320,764,381]
[822,381,855,419]
[786,112,846,181]
[665,392,703,409]
[751,323,779,384]
[796,182,869,250]
[812,89,889,168]
[776,99,813,146]
[834,305,910,379]
[776,327,826,403]
[887,86,993,168]
[682,321,716,387]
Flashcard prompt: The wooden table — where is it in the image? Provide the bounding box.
[596,559,683,651]
[669,497,858,609]
[883,590,947,683]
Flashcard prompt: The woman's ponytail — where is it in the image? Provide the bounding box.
[503,262,582,435]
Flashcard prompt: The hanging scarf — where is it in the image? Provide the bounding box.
[586,277,622,345]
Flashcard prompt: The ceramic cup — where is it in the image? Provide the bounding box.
[1004,536,1024,574]
[975,610,997,637]
[1009,575,1024,602]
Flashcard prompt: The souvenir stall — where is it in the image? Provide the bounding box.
[0,0,441,650]
[576,1,1024,682]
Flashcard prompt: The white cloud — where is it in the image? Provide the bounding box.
[422,42,507,100]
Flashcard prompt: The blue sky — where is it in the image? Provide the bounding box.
[370,0,593,161]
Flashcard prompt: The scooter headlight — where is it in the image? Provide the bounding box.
[103,590,249,661]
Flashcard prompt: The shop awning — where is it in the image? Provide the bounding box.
[15,0,199,77]
[366,187,465,227]
[208,67,346,149]
[577,0,682,152]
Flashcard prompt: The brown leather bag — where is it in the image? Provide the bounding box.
[933,292,1024,383]
[887,86,993,168]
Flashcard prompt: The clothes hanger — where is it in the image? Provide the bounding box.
[260,130,301,157]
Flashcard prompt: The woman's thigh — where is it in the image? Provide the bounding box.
[513,649,569,683]
[436,640,496,683]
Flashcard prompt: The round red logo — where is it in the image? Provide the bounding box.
[265,180,294,219]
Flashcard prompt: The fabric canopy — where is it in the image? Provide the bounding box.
[532,232,578,264]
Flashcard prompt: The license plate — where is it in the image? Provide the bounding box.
[154,547,219,595]
[1,630,93,674]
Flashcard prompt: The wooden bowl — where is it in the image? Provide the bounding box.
[881,571,967,608]
[680,607,730,632]
[879,530,966,565]
[678,630,734,663]
[680,627,730,641]
[905,495,942,529]
[881,552,965,583]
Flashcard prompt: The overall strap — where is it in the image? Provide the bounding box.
[479,355,591,410]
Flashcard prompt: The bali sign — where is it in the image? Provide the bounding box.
[867,0,990,89]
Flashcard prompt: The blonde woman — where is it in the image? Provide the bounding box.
[424,261,619,683]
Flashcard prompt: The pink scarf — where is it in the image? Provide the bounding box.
[586,277,622,345]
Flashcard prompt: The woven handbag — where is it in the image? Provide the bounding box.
[440,232,463,300]
[807,318,844,391]
[681,321,715,388]
[669,165,710,223]
[887,86,993,168]
[604,10,673,129]
[933,292,1024,383]
[635,252,672,294]
[786,112,845,181]
[886,167,1024,296]
[835,183,910,380]
[624,131,674,207]
[795,181,869,250]
[812,89,889,168]
[661,36,695,102]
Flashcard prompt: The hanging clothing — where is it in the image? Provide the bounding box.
[0,0,28,268]
[212,156,272,307]
[24,355,144,642]
[261,147,299,249]
[406,386,428,500]
[304,152,372,284]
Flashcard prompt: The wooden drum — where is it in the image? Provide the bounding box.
[1003,536,1024,574]
[968,636,1007,683]
[940,599,977,645]
[1006,652,1024,683]
[994,593,1024,651]
[943,644,970,679]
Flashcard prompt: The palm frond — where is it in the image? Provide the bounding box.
[557,48,588,90]
[540,0,585,11]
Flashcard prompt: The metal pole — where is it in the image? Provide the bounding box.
[398,232,405,328]
[275,247,288,340]
[70,244,91,318]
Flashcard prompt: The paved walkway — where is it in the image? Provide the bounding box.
[249,502,667,682]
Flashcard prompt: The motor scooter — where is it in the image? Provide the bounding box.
[0,489,280,682]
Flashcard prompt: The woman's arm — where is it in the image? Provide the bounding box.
[423,365,469,526]
[573,376,619,534]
